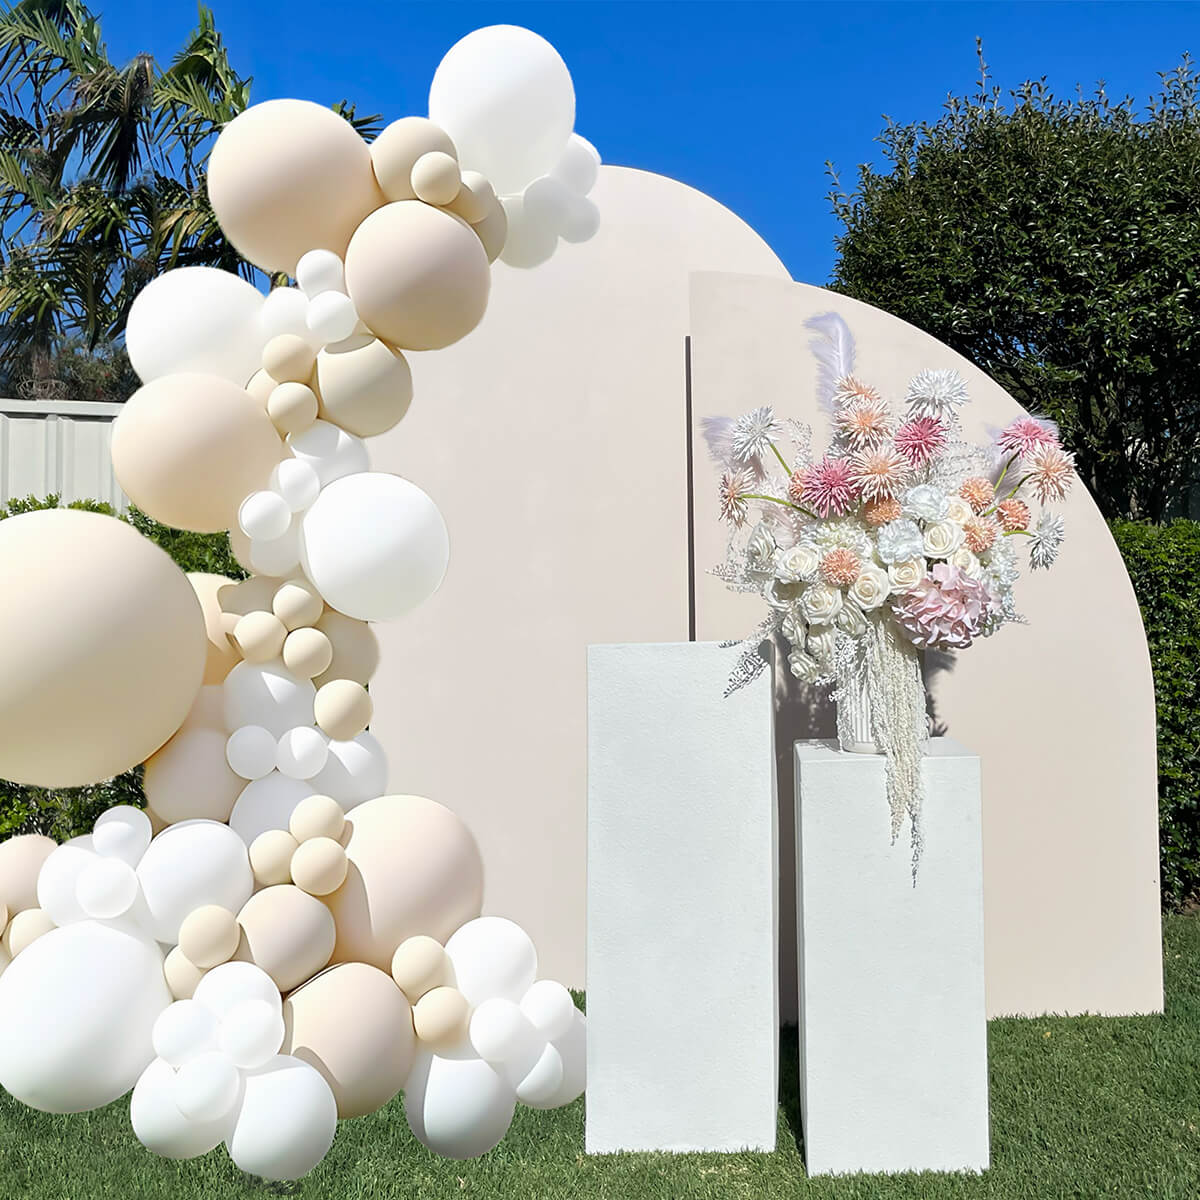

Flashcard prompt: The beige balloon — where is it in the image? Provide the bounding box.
[283,627,334,680]
[262,335,317,386]
[370,117,457,202]
[249,829,298,888]
[391,935,450,1002]
[0,835,56,915]
[411,151,461,207]
[313,610,379,687]
[0,510,206,786]
[187,573,241,684]
[236,884,336,993]
[289,794,346,844]
[472,199,509,264]
[282,961,415,1118]
[207,98,384,276]
[273,580,324,631]
[165,945,205,1000]
[179,904,240,969]
[324,795,484,972]
[445,170,496,225]
[315,336,413,438]
[3,908,56,958]
[179,684,227,733]
[412,986,470,1050]
[246,368,275,406]
[344,201,491,351]
[314,679,373,742]
[227,522,256,575]
[144,724,244,825]
[112,373,283,533]
[232,610,287,663]
[290,837,348,897]
[218,575,283,618]
[267,382,319,436]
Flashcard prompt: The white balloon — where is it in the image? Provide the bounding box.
[126,267,266,387]
[229,772,315,845]
[542,1009,586,1108]
[261,286,321,348]
[276,726,329,781]
[445,917,538,1006]
[520,979,576,1042]
[226,725,279,781]
[560,193,600,244]
[300,473,449,622]
[224,662,316,739]
[173,1049,241,1122]
[404,1049,516,1160]
[0,921,170,1112]
[137,821,254,944]
[287,420,369,488]
[521,175,573,231]
[514,1042,564,1107]
[75,856,138,920]
[249,514,303,577]
[271,459,321,512]
[429,25,575,196]
[306,290,359,345]
[36,836,99,926]
[550,133,600,195]
[498,193,558,269]
[296,249,345,299]
[219,998,284,1070]
[194,962,282,1019]
[469,997,541,1064]
[153,999,218,1067]
[239,490,292,541]
[132,1056,234,1159]
[227,1054,337,1181]
[92,806,152,866]
[308,732,387,809]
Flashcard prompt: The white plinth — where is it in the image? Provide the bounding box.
[794,739,990,1175]
[586,642,778,1153]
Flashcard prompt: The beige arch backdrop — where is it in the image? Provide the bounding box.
[371,165,1163,1018]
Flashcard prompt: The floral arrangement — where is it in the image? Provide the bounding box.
[707,313,1071,873]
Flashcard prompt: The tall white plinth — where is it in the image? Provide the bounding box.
[586,642,778,1153]
[794,738,990,1176]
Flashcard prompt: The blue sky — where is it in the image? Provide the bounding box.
[102,1,1199,285]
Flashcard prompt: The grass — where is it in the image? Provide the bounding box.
[2,915,1199,1200]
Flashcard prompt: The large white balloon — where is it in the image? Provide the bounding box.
[429,26,575,196]
[0,921,170,1112]
[194,961,282,1019]
[223,662,316,739]
[404,1050,516,1160]
[308,732,387,810]
[126,267,266,387]
[132,1057,235,1160]
[445,917,538,1005]
[228,772,315,845]
[226,1055,337,1181]
[287,420,369,488]
[300,473,450,622]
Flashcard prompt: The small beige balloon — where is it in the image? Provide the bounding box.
[313,610,379,687]
[283,627,334,679]
[232,610,288,664]
[472,199,509,263]
[444,170,496,225]
[289,794,346,844]
[236,884,336,993]
[0,903,8,931]
[246,368,275,406]
[412,986,470,1050]
[314,679,373,742]
[262,334,317,385]
[187,573,242,685]
[273,580,324,631]
[249,829,298,887]
[178,904,240,970]
[290,837,348,897]
[315,336,413,438]
[267,381,319,436]
[370,116,457,202]
[390,935,450,1002]
[3,908,56,958]
[164,945,205,1000]
[411,151,461,207]
[0,834,57,915]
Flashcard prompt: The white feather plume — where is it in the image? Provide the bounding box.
[805,312,856,413]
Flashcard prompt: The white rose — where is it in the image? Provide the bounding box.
[806,623,837,664]
[782,608,806,647]
[945,495,973,524]
[902,484,950,522]
[798,582,843,624]
[788,649,822,682]
[950,546,983,578]
[888,558,926,591]
[835,602,867,637]
[764,578,804,611]
[848,564,890,611]
[774,541,819,583]
[923,519,965,559]
[875,517,925,564]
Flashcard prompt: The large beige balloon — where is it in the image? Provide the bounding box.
[207,99,383,276]
[112,373,283,533]
[143,724,244,825]
[344,202,490,351]
[235,885,336,993]
[0,510,206,786]
[370,117,457,202]
[313,610,379,687]
[324,795,483,972]
[282,962,415,1118]
[315,336,413,438]
[188,573,241,684]
[0,835,57,915]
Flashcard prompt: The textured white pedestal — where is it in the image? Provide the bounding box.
[795,739,990,1175]
[586,642,778,1153]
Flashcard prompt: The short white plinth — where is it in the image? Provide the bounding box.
[794,739,989,1176]
[586,642,778,1153]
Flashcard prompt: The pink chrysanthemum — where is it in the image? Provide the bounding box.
[849,446,911,501]
[995,498,1030,532]
[835,397,893,450]
[997,416,1059,459]
[962,516,999,554]
[831,376,882,408]
[800,456,859,517]
[1027,444,1075,503]
[891,562,1003,651]
[959,476,995,513]
[893,417,948,467]
[862,496,902,527]
[820,547,861,587]
[719,470,753,526]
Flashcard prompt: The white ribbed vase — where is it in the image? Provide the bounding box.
[838,669,880,755]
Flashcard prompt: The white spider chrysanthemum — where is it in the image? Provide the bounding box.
[1029,511,1065,570]
[905,369,969,423]
[730,406,783,463]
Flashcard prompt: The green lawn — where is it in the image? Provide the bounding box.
[3,915,1199,1200]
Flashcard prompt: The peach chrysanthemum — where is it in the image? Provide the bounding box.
[849,446,911,501]
[831,375,882,408]
[819,547,861,587]
[719,470,753,526]
[1027,444,1075,503]
[787,468,809,507]
[995,498,1030,532]
[862,496,902,526]
[959,476,995,513]
[962,516,999,554]
[835,398,892,450]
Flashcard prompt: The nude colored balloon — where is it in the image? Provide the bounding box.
[411,151,461,207]
[248,830,297,887]
[0,510,206,786]
[273,580,324,631]
[289,837,347,897]
[112,373,283,533]
[282,627,333,679]
[325,795,483,972]
[282,961,415,1118]
[0,835,56,915]
[188,574,241,684]
[344,201,490,351]
[314,679,373,742]
[370,117,457,202]
[235,885,335,993]
[164,946,205,1000]
[411,986,469,1051]
[144,725,244,825]
[288,794,345,844]
[472,198,508,263]
[3,908,56,957]
[217,575,282,618]
[391,935,450,1002]
[179,905,240,970]
[313,610,379,686]
[207,99,383,276]
[315,336,413,438]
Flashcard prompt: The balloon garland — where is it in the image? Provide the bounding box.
[0,26,596,1180]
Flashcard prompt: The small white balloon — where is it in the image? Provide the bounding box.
[226,725,279,781]
[75,856,139,920]
[404,1049,516,1160]
[91,806,152,866]
[296,249,346,299]
[306,290,359,345]
[224,661,317,740]
[276,726,329,781]
[249,514,303,577]
[219,998,285,1070]
[229,772,315,845]
[287,420,370,488]
[239,490,292,541]
[270,459,321,512]
[561,193,600,244]
[469,998,541,1064]
[153,999,219,1067]
[550,133,600,195]
[194,961,282,1019]
[520,979,576,1042]
[132,1057,233,1159]
[36,837,100,927]
[261,287,321,349]
[445,917,538,1006]
[542,1009,586,1108]
[514,1042,564,1107]
[308,732,387,810]
[521,175,573,232]
[497,193,557,269]
[173,1049,241,1122]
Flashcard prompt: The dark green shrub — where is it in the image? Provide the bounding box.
[1111,519,1200,908]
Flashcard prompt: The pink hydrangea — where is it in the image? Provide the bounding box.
[890,562,1003,651]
